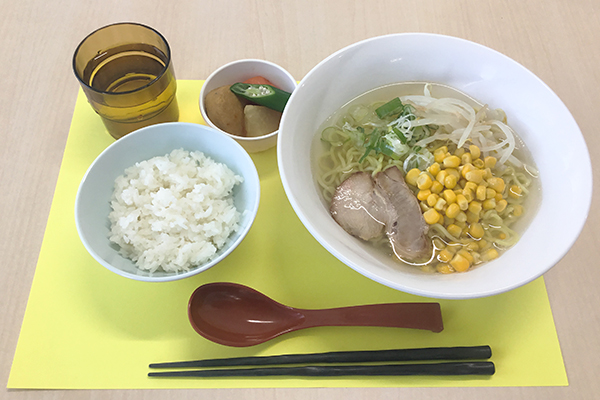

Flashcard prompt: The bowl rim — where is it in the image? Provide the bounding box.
[75,122,261,282]
[277,32,593,299]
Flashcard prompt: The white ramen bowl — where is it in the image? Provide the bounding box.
[75,122,260,282]
[277,33,592,299]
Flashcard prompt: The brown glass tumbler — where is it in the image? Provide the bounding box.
[73,23,179,139]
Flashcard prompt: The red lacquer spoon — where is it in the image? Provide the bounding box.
[188,282,443,347]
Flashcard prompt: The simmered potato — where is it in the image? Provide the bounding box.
[244,105,282,137]
[205,85,247,136]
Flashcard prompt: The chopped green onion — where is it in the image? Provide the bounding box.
[376,98,404,119]
[359,129,381,162]
[380,143,400,160]
[392,127,407,144]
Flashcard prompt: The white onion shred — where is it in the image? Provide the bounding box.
[404,87,519,166]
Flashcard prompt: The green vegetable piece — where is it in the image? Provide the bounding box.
[359,129,382,162]
[392,127,407,144]
[380,143,400,160]
[230,83,291,112]
[375,97,404,119]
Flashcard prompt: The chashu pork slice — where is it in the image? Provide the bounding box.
[373,166,432,261]
[330,172,385,241]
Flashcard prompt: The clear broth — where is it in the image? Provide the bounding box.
[312,82,542,272]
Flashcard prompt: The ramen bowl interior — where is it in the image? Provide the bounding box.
[277,33,592,299]
[200,59,297,153]
[75,122,260,282]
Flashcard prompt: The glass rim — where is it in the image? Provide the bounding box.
[72,22,172,96]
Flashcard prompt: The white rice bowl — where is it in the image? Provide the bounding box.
[75,122,260,282]
[108,149,243,273]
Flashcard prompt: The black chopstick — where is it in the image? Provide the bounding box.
[149,345,491,369]
[148,362,495,377]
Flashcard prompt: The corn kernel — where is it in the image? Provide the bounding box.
[469,145,481,159]
[499,233,507,239]
[496,199,508,212]
[434,198,447,211]
[464,181,477,192]
[486,188,497,199]
[420,202,430,212]
[476,185,487,201]
[428,162,441,176]
[434,149,447,163]
[444,216,455,226]
[495,192,504,202]
[444,174,458,189]
[456,194,469,210]
[446,168,460,179]
[423,208,441,225]
[478,239,489,250]
[466,241,480,252]
[513,204,524,217]
[462,188,474,202]
[466,211,480,224]
[446,203,461,219]
[469,201,482,215]
[443,189,457,204]
[405,168,421,186]
[447,223,462,238]
[484,156,497,169]
[481,248,499,262]
[430,180,443,194]
[482,168,492,180]
[427,193,439,207]
[466,169,486,184]
[509,185,523,199]
[450,253,470,272]
[469,222,485,239]
[483,198,497,210]
[443,155,461,168]
[455,211,468,223]
[417,173,433,190]
[436,263,455,274]
[458,249,474,263]
[487,177,505,193]
[436,170,448,185]
[462,153,473,165]
[417,189,431,201]
[461,163,475,178]
[438,249,454,262]
[454,147,465,157]
[473,158,485,169]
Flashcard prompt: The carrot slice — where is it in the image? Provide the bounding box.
[243,76,278,88]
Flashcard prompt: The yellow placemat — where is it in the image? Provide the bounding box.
[8,80,568,389]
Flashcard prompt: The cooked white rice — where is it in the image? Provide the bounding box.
[108,149,243,273]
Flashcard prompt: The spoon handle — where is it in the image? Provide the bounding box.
[302,303,443,332]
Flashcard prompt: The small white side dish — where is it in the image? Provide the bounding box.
[200,59,297,153]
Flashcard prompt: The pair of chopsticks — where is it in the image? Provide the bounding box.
[148,345,494,377]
